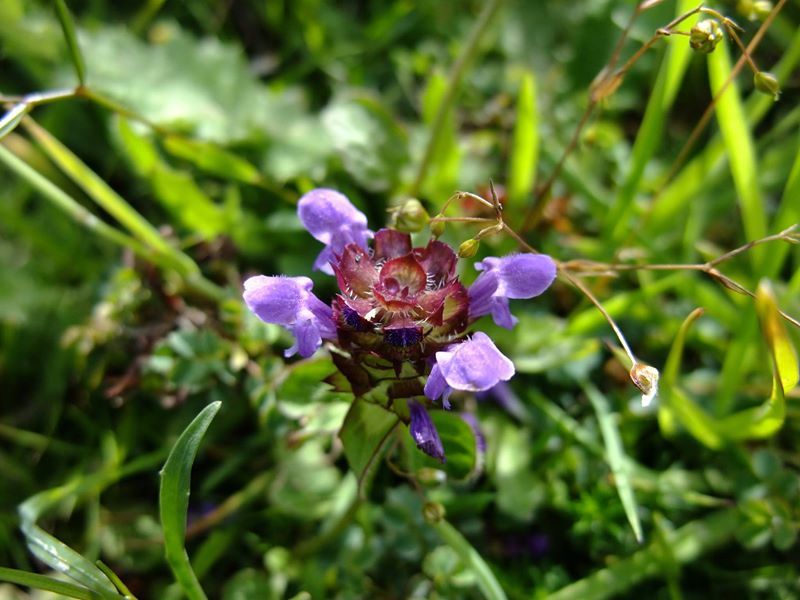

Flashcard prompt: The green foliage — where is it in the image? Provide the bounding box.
[1,1,799,599]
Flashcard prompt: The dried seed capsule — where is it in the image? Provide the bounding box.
[630,363,660,408]
[690,19,723,54]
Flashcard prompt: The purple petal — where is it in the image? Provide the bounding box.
[435,332,514,392]
[475,254,556,299]
[298,189,373,273]
[424,363,449,403]
[490,297,518,330]
[459,413,486,454]
[243,275,311,326]
[467,271,499,321]
[242,275,335,358]
[408,400,446,463]
[373,229,412,261]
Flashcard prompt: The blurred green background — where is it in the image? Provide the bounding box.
[1,0,799,598]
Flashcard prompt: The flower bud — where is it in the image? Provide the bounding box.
[422,501,446,524]
[738,0,772,20]
[630,363,660,408]
[392,198,429,233]
[458,238,480,258]
[430,217,446,238]
[754,71,780,100]
[690,20,723,54]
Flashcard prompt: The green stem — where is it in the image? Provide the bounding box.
[546,509,739,600]
[409,0,503,197]
[430,518,508,600]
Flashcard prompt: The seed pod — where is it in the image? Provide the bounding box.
[754,71,780,100]
[430,217,446,238]
[422,501,446,524]
[393,198,429,233]
[690,19,723,54]
[458,238,480,258]
[630,363,660,408]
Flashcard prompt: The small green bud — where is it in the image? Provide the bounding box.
[737,0,772,20]
[430,218,446,238]
[458,238,480,258]
[393,198,429,233]
[690,19,723,54]
[422,501,446,524]
[754,71,780,100]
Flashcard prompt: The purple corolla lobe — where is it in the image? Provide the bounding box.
[298,188,373,274]
[243,275,336,358]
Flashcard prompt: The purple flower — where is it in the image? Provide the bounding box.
[468,254,556,329]
[243,275,336,358]
[408,399,445,463]
[424,332,515,407]
[298,188,373,274]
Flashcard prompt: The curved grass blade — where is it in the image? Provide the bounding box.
[0,104,30,141]
[583,382,643,543]
[0,567,102,600]
[430,518,508,600]
[54,0,86,85]
[159,401,222,600]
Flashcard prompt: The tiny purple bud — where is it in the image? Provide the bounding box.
[243,275,336,358]
[424,332,515,404]
[469,253,556,329]
[298,189,373,274]
[408,400,446,463]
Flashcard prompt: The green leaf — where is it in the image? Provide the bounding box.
[0,567,101,600]
[507,70,538,208]
[583,382,643,543]
[419,71,460,199]
[429,519,508,600]
[717,281,797,439]
[339,398,399,493]
[163,136,262,185]
[321,96,408,192]
[54,0,86,84]
[159,401,222,600]
[78,26,308,144]
[708,42,767,266]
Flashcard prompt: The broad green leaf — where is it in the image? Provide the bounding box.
[159,401,222,600]
[150,163,227,239]
[507,70,538,207]
[583,382,643,543]
[53,0,85,84]
[77,26,307,144]
[339,398,398,492]
[321,96,408,192]
[0,567,101,600]
[163,136,262,185]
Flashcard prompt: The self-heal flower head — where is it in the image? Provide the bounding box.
[424,332,515,407]
[468,253,557,329]
[243,275,336,358]
[408,399,445,463]
[298,189,373,274]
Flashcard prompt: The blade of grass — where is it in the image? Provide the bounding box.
[0,104,30,141]
[546,509,739,600]
[0,567,102,600]
[507,70,539,209]
[159,401,221,600]
[430,517,508,600]
[707,42,767,266]
[645,25,800,238]
[54,0,86,85]
[605,0,694,243]
[761,132,800,278]
[582,382,643,543]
